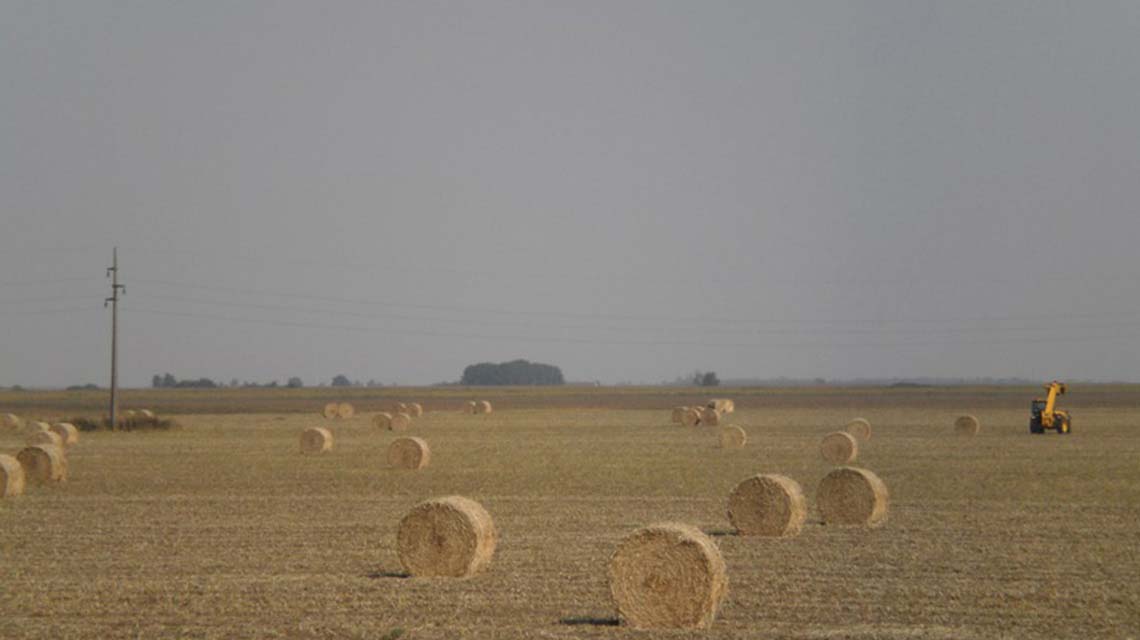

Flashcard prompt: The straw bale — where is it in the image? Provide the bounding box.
[727,474,806,537]
[300,427,333,454]
[49,423,79,447]
[845,418,872,441]
[718,425,747,448]
[27,430,63,449]
[817,466,889,527]
[609,522,727,629]
[820,431,858,465]
[0,454,25,497]
[670,407,688,424]
[1,413,24,431]
[17,445,67,484]
[681,408,702,427]
[388,436,431,470]
[390,412,412,431]
[372,412,393,430]
[322,403,339,419]
[955,414,980,436]
[478,400,493,414]
[407,402,424,417]
[700,407,721,427]
[337,403,355,419]
[397,495,497,577]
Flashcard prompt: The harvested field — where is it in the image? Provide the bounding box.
[0,386,1137,638]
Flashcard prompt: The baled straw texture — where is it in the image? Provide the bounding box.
[300,427,333,454]
[408,402,424,417]
[609,522,728,630]
[397,495,497,578]
[465,401,478,414]
[17,445,67,485]
[670,407,688,424]
[139,409,156,419]
[388,436,431,470]
[817,466,889,527]
[28,421,51,434]
[322,403,339,419]
[718,425,747,449]
[727,474,806,537]
[681,408,702,427]
[478,400,493,414]
[49,423,79,447]
[955,414,980,436]
[337,402,355,419]
[390,412,412,431]
[393,402,409,414]
[845,418,872,441]
[27,430,63,449]
[0,454,26,497]
[708,399,734,413]
[1,413,24,431]
[372,412,393,430]
[820,431,858,465]
[124,409,137,418]
[700,407,721,427]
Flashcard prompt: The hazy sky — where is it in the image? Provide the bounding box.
[3,2,1140,388]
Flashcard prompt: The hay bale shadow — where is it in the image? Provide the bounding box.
[702,527,737,537]
[559,616,620,626]
[365,570,410,579]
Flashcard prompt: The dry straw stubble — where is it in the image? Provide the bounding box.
[817,466,889,527]
[388,436,431,470]
[0,454,26,497]
[397,495,497,578]
[845,418,872,441]
[727,474,806,537]
[820,431,858,465]
[300,427,333,454]
[609,522,728,630]
[17,445,67,485]
[718,425,747,448]
[955,414,980,436]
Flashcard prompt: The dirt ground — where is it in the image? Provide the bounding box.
[1,387,1137,638]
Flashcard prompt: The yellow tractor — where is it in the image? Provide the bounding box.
[1029,381,1071,434]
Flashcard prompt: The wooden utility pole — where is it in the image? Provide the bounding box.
[106,247,125,428]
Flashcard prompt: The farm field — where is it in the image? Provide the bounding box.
[1,387,1138,639]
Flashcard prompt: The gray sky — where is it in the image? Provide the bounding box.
[3,1,1140,388]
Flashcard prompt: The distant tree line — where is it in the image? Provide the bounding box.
[151,373,382,389]
[460,359,565,386]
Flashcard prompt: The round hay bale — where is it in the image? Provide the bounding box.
[681,408,702,427]
[27,430,63,449]
[322,403,339,419]
[817,466,889,527]
[478,400,493,414]
[1,454,26,497]
[388,436,431,470]
[17,445,67,484]
[820,431,858,465]
[465,401,477,414]
[49,423,79,447]
[372,412,393,430]
[724,399,735,413]
[393,402,409,414]
[1,413,24,431]
[138,409,156,419]
[389,412,412,431]
[124,409,137,418]
[845,418,872,441]
[300,427,333,454]
[718,425,747,449]
[397,495,497,577]
[27,421,51,434]
[337,402,355,419]
[700,407,721,427]
[407,402,424,417]
[609,522,727,629]
[670,407,688,424]
[954,414,980,436]
[727,474,806,537]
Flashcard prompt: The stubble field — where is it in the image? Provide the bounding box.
[1,386,1138,639]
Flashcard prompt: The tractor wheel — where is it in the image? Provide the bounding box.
[1029,420,1044,434]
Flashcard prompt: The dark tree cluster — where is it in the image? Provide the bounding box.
[151,373,217,389]
[460,359,565,386]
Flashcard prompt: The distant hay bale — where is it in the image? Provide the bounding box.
[820,431,858,465]
[49,423,79,447]
[124,409,136,418]
[393,402,409,414]
[27,430,63,449]
[609,522,728,630]
[139,409,155,419]
[817,466,889,527]
[718,425,747,448]
[727,474,806,537]
[389,412,412,431]
[17,445,67,485]
[388,436,431,470]
[337,402,355,419]
[700,407,721,427]
[27,421,51,434]
[407,402,424,417]
[372,412,393,430]
[681,408,702,427]
[707,399,735,414]
[397,495,497,577]
[1,454,26,497]
[465,401,478,414]
[477,400,493,414]
[1,413,24,431]
[845,418,872,441]
[670,407,688,424]
[322,403,339,419]
[300,427,333,454]
[954,414,980,436]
